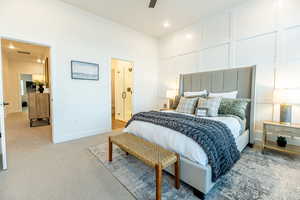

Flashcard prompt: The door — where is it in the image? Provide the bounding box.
[0,40,7,170]
[114,62,125,121]
[114,59,133,122]
[124,63,133,121]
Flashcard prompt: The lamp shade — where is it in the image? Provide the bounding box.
[273,88,300,105]
[166,90,177,99]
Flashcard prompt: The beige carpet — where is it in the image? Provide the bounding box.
[0,112,134,200]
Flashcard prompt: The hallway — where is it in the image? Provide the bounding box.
[5,112,52,153]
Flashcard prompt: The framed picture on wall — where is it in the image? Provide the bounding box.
[71,60,99,80]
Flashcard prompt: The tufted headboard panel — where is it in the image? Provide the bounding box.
[179,66,256,144]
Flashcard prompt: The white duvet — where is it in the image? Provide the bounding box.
[124,111,242,166]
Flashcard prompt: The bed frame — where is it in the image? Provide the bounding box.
[164,66,256,199]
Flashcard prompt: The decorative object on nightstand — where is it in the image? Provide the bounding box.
[277,136,287,147]
[262,121,300,155]
[273,88,300,124]
[165,90,177,109]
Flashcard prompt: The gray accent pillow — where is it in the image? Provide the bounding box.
[218,98,250,120]
[176,97,198,114]
[197,97,222,117]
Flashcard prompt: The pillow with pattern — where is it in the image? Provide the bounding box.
[176,97,198,114]
[218,98,250,120]
[197,97,222,117]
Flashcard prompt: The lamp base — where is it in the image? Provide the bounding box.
[168,99,174,109]
[280,104,292,124]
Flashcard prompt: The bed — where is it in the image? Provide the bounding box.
[124,66,256,198]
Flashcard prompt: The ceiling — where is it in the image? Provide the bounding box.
[2,39,49,63]
[61,0,244,37]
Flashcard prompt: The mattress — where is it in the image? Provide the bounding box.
[124,111,244,166]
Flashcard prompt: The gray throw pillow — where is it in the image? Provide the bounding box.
[218,98,250,120]
[176,97,198,114]
[197,97,222,117]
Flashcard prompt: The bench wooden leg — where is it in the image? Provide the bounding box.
[175,154,180,189]
[155,164,162,200]
[108,137,112,162]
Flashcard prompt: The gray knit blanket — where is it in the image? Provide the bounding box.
[125,111,240,182]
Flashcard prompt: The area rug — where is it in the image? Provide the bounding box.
[89,143,300,200]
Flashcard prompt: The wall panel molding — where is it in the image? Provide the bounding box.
[158,0,300,130]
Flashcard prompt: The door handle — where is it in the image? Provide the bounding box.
[127,87,132,94]
[2,102,9,106]
[122,92,126,99]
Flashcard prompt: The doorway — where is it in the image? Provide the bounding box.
[111,58,133,130]
[0,39,53,170]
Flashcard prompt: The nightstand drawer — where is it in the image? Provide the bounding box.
[265,124,300,137]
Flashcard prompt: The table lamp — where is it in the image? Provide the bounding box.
[166,90,177,109]
[273,88,300,124]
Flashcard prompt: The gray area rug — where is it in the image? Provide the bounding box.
[89,143,300,200]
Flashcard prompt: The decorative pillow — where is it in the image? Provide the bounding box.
[184,90,207,97]
[176,97,198,114]
[218,98,250,120]
[209,91,238,99]
[197,97,222,117]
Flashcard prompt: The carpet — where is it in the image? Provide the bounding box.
[89,143,300,200]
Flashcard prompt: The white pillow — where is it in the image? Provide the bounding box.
[184,90,207,97]
[209,91,238,99]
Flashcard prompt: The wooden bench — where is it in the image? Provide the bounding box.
[108,133,180,200]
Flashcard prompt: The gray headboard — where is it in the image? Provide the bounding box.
[179,66,256,144]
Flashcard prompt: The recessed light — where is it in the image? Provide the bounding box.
[185,34,193,39]
[163,21,170,28]
[8,44,15,49]
[37,59,42,63]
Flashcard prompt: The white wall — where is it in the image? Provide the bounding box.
[0,0,159,143]
[4,58,44,114]
[158,0,300,136]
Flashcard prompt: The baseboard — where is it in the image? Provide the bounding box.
[53,128,111,144]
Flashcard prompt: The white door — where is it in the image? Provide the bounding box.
[114,63,125,121]
[0,40,7,170]
[113,59,133,122]
[124,63,133,122]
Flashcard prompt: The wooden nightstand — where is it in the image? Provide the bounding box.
[262,121,300,155]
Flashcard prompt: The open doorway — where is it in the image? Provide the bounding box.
[0,39,53,169]
[111,58,133,130]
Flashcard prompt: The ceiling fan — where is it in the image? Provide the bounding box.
[149,0,158,8]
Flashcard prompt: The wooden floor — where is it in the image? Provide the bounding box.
[112,117,126,130]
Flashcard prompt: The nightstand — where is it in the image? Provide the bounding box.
[262,121,300,155]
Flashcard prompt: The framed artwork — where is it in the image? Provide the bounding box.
[196,107,208,117]
[71,60,99,81]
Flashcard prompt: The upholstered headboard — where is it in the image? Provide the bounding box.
[179,66,256,144]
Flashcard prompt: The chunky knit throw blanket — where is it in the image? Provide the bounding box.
[126,111,240,182]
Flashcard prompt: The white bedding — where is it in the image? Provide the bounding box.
[124,111,243,166]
